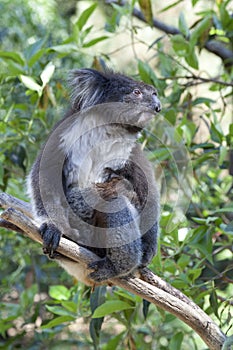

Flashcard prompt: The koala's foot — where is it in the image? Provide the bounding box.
[88,257,117,282]
[40,222,61,258]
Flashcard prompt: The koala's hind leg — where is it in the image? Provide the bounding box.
[88,193,142,283]
[140,222,158,267]
[88,239,142,282]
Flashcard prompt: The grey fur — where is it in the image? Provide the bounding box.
[27,68,161,285]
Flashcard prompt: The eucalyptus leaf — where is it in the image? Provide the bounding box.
[41,316,75,329]
[75,3,97,31]
[49,285,71,301]
[92,301,133,318]
[20,75,42,95]
[46,305,75,317]
[40,62,55,87]
[178,13,189,37]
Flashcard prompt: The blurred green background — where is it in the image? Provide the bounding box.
[0,0,232,349]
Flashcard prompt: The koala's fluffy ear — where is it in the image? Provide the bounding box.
[68,69,108,111]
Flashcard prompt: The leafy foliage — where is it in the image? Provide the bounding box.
[0,0,232,349]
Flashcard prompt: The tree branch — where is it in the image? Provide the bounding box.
[0,192,230,350]
[106,0,233,67]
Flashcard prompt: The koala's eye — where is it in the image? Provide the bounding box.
[152,91,158,97]
[133,88,142,96]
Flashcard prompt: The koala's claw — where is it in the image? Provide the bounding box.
[40,222,61,258]
[88,271,105,283]
[88,260,104,271]
[88,258,116,282]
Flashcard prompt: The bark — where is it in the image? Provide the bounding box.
[0,192,231,349]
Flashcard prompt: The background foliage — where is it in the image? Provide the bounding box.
[0,0,232,349]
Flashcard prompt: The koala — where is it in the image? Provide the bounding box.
[27,68,161,285]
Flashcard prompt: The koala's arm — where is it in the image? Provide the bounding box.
[27,152,62,257]
[105,145,160,267]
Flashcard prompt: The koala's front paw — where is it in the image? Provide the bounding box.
[40,222,61,258]
[88,258,116,283]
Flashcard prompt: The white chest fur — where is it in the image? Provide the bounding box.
[60,115,138,189]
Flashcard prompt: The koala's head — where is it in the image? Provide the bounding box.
[68,68,161,113]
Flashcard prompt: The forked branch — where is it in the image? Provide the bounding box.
[0,192,229,350]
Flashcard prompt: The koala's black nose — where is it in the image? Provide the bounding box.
[155,102,161,113]
[152,93,162,113]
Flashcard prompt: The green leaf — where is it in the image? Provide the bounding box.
[0,320,11,337]
[172,278,188,289]
[177,254,190,269]
[139,0,153,26]
[171,35,190,56]
[190,16,212,46]
[213,207,233,214]
[3,60,25,75]
[20,75,42,95]
[209,290,219,318]
[49,44,78,54]
[192,151,217,168]
[0,303,20,321]
[188,268,202,281]
[104,4,122,33]
[192,97,215,106]
[0,51,25,65]
[191,217,207,224]
[83,36,109,48]
[185,50,199,69]
[111,3,130,16]
[0,162,4,185]
[90,286,107,314]
[27,49,45,68]
[102,332,125,350]
[61,301,78,313]
[159,0,184,13]
[40,62,55,87]
[138,60,158,85]
[191,142,215,151]
[138,60,153,84]
[75,3,97,31]
[143,299,150,319]
[206,216,221,225]
[219,2,233,30]
[169,332,184,350]
[149,147,171,161]
[92,300,133,318]
[49,285,71,301]
[192,242,213,264]
[89,286,106,348]
[210,122,223,143]
[41,315,75,329]
[229,124,233,137]
[179,121,196,145]
[90,317,103,348]
[218,145,228,166]
[46,305,75,317]
[24,37,47,61]
[164,108,176,125]
[178,13,189,37]
[114,290,138,302]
